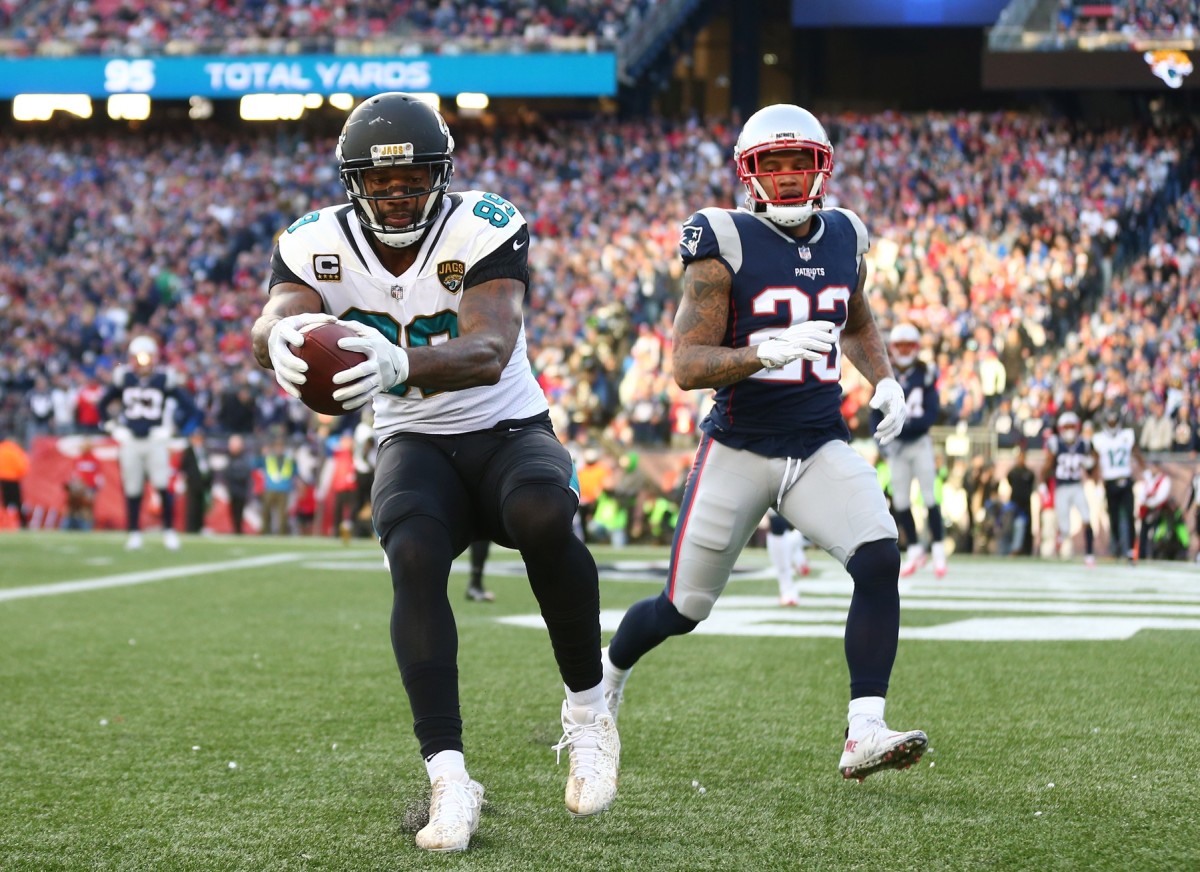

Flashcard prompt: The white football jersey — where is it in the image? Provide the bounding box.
[273,192,547,439]
[1092,428,1136,480]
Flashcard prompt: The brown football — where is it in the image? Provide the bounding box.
[293,322,368,416]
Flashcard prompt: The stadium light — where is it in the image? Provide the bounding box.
[108,93,151,121]
[410,93,441,112]
[303,93,324,110]
[12,94,93,121]
[456,92,489,111]
[329,93,355,111]
[188,97,213,120]
[239,94,306,121]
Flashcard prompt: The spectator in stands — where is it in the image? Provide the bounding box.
[1140,398,1175,453]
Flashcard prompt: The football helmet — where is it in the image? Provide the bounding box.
[1057,411,1080,441]
[1102,406,1123,433]
[889,323,921,369]
[128,335,159,374]
[336,92,455,249]
[734,104,833,228]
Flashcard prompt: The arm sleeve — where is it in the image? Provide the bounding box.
[463,224,530,290]
[269,242,310,291]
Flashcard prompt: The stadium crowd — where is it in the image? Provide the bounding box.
[1057,0,1199,39]
[0,0,657,55]
[0,109,1197,550]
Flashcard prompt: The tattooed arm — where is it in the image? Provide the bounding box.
[251,282,325,370]
[839,261,895,387]
[672,259,766,390]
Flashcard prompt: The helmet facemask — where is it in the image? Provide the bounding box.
[736,141,832,227]
[341,158,453,249]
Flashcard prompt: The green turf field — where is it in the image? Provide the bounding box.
[2,531,1198,871]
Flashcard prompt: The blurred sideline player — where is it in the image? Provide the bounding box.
[99,335,196,551]
[251,92,616,852]
[602,103,926,783]
[1040,410,1096,565]
[876,323,947,579]
[465,539,495,602]
[1091,406,1143,563]
[766,509,809,606]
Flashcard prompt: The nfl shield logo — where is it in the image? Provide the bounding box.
[389,284,404,301]
[798,246,812,261]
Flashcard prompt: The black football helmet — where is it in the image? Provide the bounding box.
[336,92,455,249]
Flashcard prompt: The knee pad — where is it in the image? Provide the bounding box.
[846,538,901,587]
[503,483,575,547]
[655,592,700,636]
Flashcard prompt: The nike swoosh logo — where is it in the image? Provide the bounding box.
[513,238,526,250]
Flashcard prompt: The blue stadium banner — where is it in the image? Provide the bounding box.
[791,0,1009,27]
[0,53,617,98]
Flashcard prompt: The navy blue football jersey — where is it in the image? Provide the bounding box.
[1046,435,1093,484]
[871,361,940,443]
[99,369,196,438]
[680,206,868,458]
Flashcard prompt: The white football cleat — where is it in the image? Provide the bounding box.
[415,777,485,853]
[839,718,928,781]
[125,532,143,551]
[779,594,800,607]
[933,559,946,579]
[163,529,181,551]
[553,701,619,817]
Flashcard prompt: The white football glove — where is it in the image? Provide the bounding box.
[267,312,336,398]
[330,321,410,411]
[756,321,837,370]
[106,423,133,444]
[869,377,907,446]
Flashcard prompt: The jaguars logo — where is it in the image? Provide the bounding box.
[437,260,466,292]
[1144,50,1193,89]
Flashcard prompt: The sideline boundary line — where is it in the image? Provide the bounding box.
[0,554,304,603]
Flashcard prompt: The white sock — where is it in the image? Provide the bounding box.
[931,541,946,564]
[425,750,468,785]
[847,696,886,737]
[601,646,631,694]
[565,681,608,716]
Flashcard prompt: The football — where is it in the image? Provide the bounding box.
[292,322,368,416]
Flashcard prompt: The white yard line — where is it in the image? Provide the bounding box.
[0,554,304,603]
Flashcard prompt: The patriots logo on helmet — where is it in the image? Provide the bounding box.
[680,224,703,257]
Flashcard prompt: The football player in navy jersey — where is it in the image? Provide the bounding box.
[1040,410,1097,565]
[874,323,947,579]
[99,335,196,551]
[601,104,926,781]
[250,93,616,851]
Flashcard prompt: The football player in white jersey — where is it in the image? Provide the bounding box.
[250,93,616,852]
[1091,406,1143,563]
